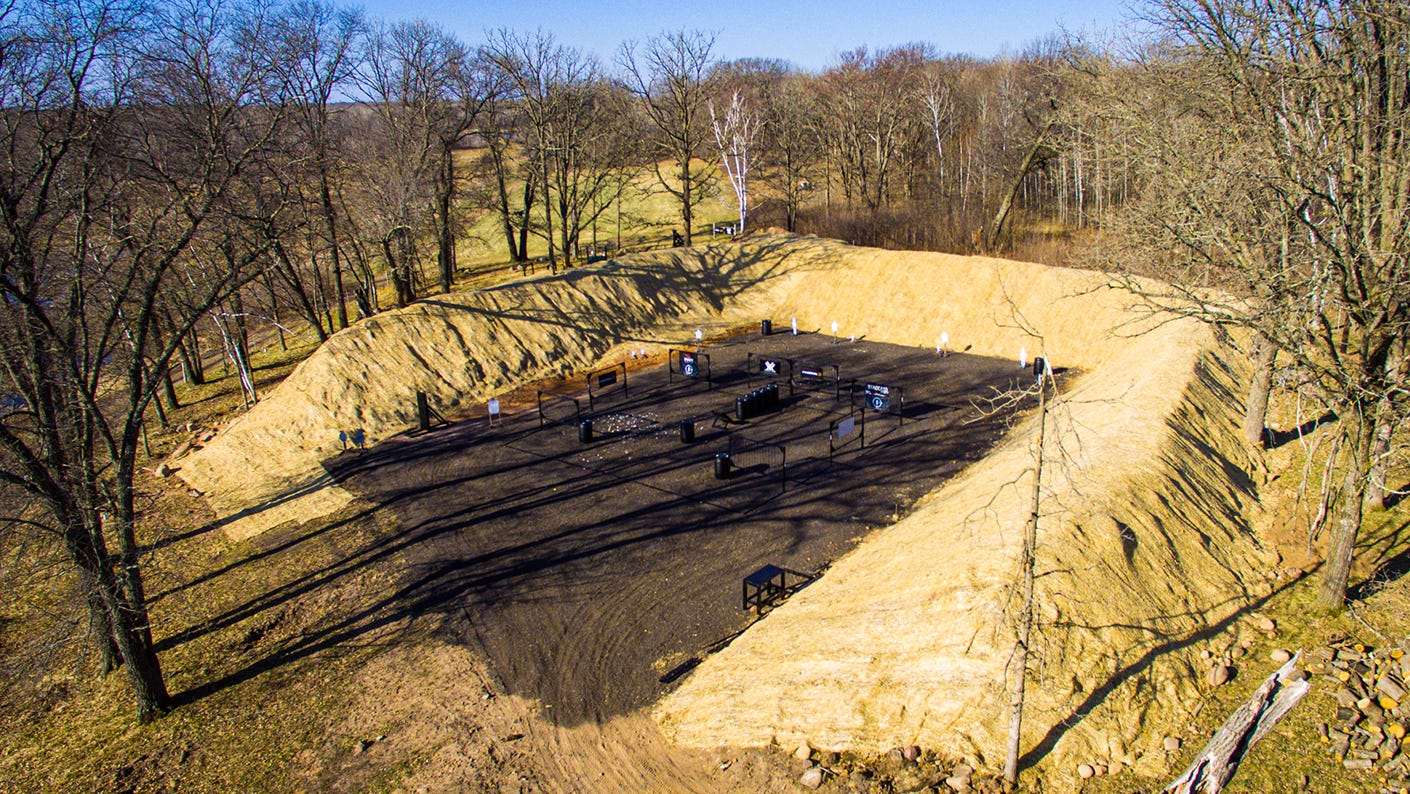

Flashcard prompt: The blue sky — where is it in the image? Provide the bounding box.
[353,0,1136,71]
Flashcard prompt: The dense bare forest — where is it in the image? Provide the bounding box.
[1,0,1406,748]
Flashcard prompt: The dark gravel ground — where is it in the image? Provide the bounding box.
[325,329,1043,727]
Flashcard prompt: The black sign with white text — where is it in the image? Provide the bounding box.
[865,382,892,412]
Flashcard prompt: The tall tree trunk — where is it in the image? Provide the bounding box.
[102,557,169,722]
[519,179,534,263]
[1243,333,1276,447]
[148,321,180,413]
[147,383,168,427]
[436,144,456,293]
[107,466,168,722]
[542,154,556,271]
[680,159,694,246]
[384,232,414,308]
[63,517,121,675]
[491,144,523,262]
[558,188,573,267]
[1365,338,1404,510]
[232,290,251,380]
[1365,408,1397,511]
[272,241,329,343]
[1004,381,1047,787]
[1317,412,1375,610]
[160,367,179,414]
[319,173,349,330]
[986,122,1053,253]
[165,309,205,386]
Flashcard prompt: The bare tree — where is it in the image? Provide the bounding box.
[1091,0,1410,609]
[0,0,298,721]
[486,29,579,269]
[359,19,474,303]
[757,71,823,233]
[487,30,636,267]
[473,92,538,264]
[618,30,718,247]
[272,0,364,331]
[1003,373,1050,788]
[709,90,759,235]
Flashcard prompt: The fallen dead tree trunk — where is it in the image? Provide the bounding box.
[1165,653,1309,794]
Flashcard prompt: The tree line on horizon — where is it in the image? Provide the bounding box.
[0,0,1405,736]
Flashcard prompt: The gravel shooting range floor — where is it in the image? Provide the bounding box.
[324,326,1049,727]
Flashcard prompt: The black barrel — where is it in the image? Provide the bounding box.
[736,395,748,422]
[578,418,593,443]
[714,452,732,479]
[679,418,695,443]
[761,318,773,336]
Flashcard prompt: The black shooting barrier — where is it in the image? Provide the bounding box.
[735,382,781,421]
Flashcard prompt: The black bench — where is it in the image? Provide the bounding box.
[742,564,815,612]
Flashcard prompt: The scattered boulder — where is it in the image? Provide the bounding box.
[1077,763,1095,779]
[1270,648,1293,663]
[785,748,999,794]
[1208,663,1233,687]
[793,742,812,761]
[1163,736,1182,752]
[798,765,824,789]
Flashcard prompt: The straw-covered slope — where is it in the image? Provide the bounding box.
[179,233,1273,788]
[653,239,1273,789]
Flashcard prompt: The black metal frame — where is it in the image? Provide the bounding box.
[828,406,865,465]
[746,352,793,391]
[535,390,581,429]
[668,348,712,389]
[586,362,627,411]
[854,381,905,428]
[791,361,842,401]
[727,433,787,493]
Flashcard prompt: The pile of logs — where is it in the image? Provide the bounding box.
[1308,641,1410,791]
